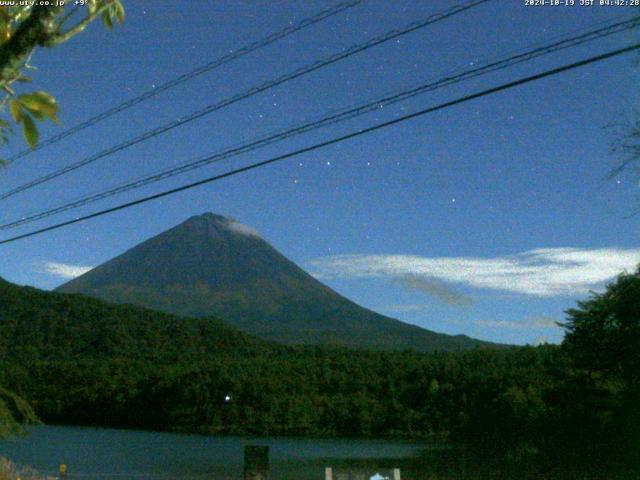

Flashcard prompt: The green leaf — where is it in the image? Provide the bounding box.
[102,9,114,30]
[29,91,56,107]
[28,109,45,121]
[0,119,9,128]
[22,115,38,149]
[114,2,125,25]
[18,91,58,121]
[0,9,10,44]
[9,99,22,123]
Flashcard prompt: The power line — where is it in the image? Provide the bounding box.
[3,0,364,165]
[1,42,637,246]
[2,15,637,231]
[0,0,490,201]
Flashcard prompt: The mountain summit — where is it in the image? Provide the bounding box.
[57,213,489,351]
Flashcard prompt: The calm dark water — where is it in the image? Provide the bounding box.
[0,426,431,480]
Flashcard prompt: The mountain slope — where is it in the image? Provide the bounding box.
[0,276,274,362]
[57,213,491,352]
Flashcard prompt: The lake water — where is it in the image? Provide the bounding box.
[0,426,434,480]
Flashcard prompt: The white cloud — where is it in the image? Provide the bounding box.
[43,262,93,279]
[473,319,522,329]
[308,247,640,297]
[222,218,260,237]
[473,316,559,330]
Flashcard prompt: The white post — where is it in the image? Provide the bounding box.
[393,468,401,480]
[325,466,333,480]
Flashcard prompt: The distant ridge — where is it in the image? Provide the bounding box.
[0,277,273,362]
[57,213,494,352]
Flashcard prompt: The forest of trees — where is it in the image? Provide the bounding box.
[0,270,639,476]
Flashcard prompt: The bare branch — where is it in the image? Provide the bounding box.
[608,111,640,179]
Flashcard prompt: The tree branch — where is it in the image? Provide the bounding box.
[46,3,112,47]
[0,6,63,87]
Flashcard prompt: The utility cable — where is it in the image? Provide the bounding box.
[0,0,490,201]
[1,15,636,231]
[3,0,364,164]
[1,42,637,245]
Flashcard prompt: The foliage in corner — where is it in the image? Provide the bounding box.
[562,266,640,390]
[560,266,640,465]
[0,0,125,156]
